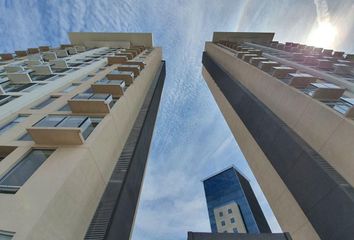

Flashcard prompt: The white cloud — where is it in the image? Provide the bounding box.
[1,1,354,240]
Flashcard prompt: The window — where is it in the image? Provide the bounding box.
[228,209,232,214]
[58,104,71,111]
[1,83,37,93]
[221,220,225,226]
[18,133,32,141]
[61,83,80,93]
[0,146,16,161]
[0,149,54,193]
[230,218,235,223]
[0,115,29,134]
[0,95,19,107]
[34,115,102,140]
[31,96,58,109]
[233,228,238,233]
[0,230,14,239]
[219,212,223,217]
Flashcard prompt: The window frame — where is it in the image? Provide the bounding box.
[0,149,55,194]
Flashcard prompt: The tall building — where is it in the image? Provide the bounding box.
[203,166,271,234]
[0,32,165,240]
[201,32,354,240]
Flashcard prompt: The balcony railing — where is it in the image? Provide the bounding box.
[106,70,134,85]
[68,93,113,114]
[91,79,125,97]
[27,115,101,145]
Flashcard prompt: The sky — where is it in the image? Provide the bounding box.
[1,1,354,240]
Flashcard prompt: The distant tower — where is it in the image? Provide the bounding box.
[203,166,271,234]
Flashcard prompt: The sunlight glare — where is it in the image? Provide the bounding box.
[306,21,337,49]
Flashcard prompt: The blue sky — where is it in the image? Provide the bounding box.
[1,1,354,240]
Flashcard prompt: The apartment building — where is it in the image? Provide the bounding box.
[202,32,354,240]
[0,32,165,240]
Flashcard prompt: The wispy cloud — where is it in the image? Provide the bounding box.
[1,1,354,240]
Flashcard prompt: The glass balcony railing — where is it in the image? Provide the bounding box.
[28,115,102,145]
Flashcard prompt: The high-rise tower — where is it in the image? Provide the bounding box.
[203,167,271,234]
[201,32,354,240]
[0,32,165,240]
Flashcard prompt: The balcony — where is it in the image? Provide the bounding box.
[250,57,268,66]
[302,82,345,101]
[55,49,69,58]
[107,56,128,65]
[27,115,101,145]
[115,53,133,60]
[68,93,113,114]
[0,53,14,61]
[124,61,145,70]
[287,73,317,88]
[42,52,57,61]
[91,79,125,97]
[106,70,134,85]
[15,50,28,58]
[270,66,297,79]
[28,48,40,54]
[327,97,354,118]
[117,64,141,77]
[242,54,258,63]
[7,71,32,83]
[259,61,281,72]
[39,46,50,52]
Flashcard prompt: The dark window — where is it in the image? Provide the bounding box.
[0,149,54,193]
[18,133,32,141]
[2,83,37,92]
[0,115,29,134]
[61,83,80,93]
[219,212,223,217]
[228,209,232,214]
[0,95,19,107]
[233,228,238,233]
[0,230,14,239]
[221,221,225,226]
[31,97,58,109]
[230,218,235,223]
[58,104,71,111]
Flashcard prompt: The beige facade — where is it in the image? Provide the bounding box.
[213,202,247,234]
[202,32,354,240]
[0,33,163,240]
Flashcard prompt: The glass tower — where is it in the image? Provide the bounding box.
[203,167,271,234]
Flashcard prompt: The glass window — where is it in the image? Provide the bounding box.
[0,95,19,107]
[219,212,223,217]
[228,209,232,214]
[230,218,235,223]
[35,115,65,127]
[0,149,54,193]
[0,115,29,134]
[221,221,225,226]
[57,116,86,128]
[2,83,36,92]
[58,104,71,111]
[82,117,102,140]
[18,133,32,141]
[31,97,58,109]
[0,231,13,240]
[61,83,80,93]
[233,228,238,233]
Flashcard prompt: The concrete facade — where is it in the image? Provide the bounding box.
[201,32,354,240]
[213,202,247,233]
[0,32,164,240]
